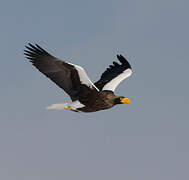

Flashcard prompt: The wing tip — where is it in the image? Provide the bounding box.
[24,43,51,60]
[116,54,132,69]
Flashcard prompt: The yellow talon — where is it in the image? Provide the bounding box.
[64,107,72,110]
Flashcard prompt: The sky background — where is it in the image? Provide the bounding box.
[1,0,189,179]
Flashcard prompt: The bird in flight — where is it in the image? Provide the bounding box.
[24,43,132,113]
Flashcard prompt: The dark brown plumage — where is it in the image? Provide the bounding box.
[77,90,118,112]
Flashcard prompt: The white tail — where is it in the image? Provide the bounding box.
[47,103,68,110]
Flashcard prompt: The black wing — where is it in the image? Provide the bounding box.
[24,43,98,101]
[94,55,132,91]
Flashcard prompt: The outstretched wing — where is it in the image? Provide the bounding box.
[94,55,132,92]
[24,43,99,101]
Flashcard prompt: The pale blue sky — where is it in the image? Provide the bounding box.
[1,0,189,179]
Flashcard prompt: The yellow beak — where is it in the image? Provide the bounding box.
[120,97,130,104]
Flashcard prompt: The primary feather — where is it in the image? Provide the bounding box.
[94,55,132,91]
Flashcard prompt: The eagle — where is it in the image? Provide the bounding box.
[24,43,132,113]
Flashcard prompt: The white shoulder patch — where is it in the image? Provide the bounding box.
[67,62,99,91]
[102,69,132,92]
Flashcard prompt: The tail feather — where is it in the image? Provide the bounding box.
[47,103,68,110]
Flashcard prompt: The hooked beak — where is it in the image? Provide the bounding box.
[120,97,130,104]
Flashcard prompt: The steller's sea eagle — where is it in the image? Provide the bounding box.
[24,43,132,113]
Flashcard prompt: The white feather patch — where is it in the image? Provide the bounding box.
[68,100,85,110]
[47,101,85,111]
[47,103,68,110]
[102,69,132,92]
[67,62,99,91]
